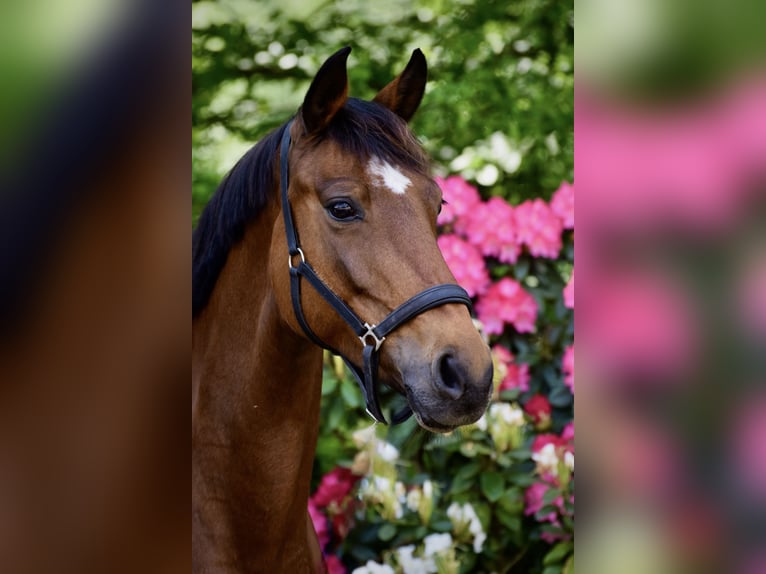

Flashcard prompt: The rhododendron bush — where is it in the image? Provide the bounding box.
[311,176,574,574]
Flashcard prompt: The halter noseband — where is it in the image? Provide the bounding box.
[279,120,473,424]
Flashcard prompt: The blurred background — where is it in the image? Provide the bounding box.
[577,1,766,573]
[1,2,187,573]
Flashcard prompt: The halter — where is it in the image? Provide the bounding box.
[279,120,473,424]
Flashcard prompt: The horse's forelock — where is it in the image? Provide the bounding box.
[318,98,430,174]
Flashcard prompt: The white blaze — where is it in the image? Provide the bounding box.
[368,157,411,195]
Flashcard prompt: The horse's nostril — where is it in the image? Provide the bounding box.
[434,353,465,399]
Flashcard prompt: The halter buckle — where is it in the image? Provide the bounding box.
[287,247,305,270]
[359,322,385,351]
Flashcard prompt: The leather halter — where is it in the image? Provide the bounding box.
[279,120,473,424]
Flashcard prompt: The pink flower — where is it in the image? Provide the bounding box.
[563,268,574,309]
[476,278,538,335]
[436,175,482,226]
[455,197,520,263]
[514,199,563,259]
[562,345,574,393]
[550,181,574,229]
[524,483,570,544]
[311,467,358,508]
[731,393,766,501]
[324,555,346,574]
[492,345,530,393]
[437,234,490,297]
[524,394,552,426]
[523,482,552,516]
[308,499,330,550]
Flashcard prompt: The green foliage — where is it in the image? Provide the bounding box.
[192,0,573,211]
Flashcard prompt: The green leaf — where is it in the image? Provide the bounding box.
[378,522,397,541]
[544,541,573,565]
[450,468,477,494]
[495,507,521,533]
[513,258,530,280]
[543,488,561,506]
[480,471,505,502]
[326,400,343,429]
[548,385,573,407]
[321,375,338,396]
[453,460,481,481]
[339,379,361,407]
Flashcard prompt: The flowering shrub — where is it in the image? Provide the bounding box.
[310,176,574,574]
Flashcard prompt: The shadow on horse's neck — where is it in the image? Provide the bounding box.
[192,199,325,573]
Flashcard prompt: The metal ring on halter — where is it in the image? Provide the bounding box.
[287,247,305,270]
[359,322,386,351]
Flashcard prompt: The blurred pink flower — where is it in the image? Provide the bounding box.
[562,345,574,393]
[455,197,520,263]
[524,394,552,426]
[563,268,574,309]
[523,482,552,517]
[308,499,329,549]
[436,175,482,226]
[736,251,766,339]
[581,269,696,384]
[437,234,490,297]
[476,278,538,335]
[514,199,563,259]
[492,345,530,393]
[550,181,574,229]
[577,80,766,234]
[311,467,358,508]
[325,555,346,574]
[731,393,766,501]
[524,482,570,544]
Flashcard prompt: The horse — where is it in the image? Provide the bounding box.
[192,47,493,573]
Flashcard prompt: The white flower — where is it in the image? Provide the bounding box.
[470,529,487,554]
[376,441,400,462]
[422,480,433,500]
[423,533,453,558]
[352,561,396,574]
[373,476,392,492]
[353,425,377,448]
[406,488,422,512]
[396,545,432,574]
[447,502,486,554]
[489,403,525,427]
[532,443,560,475]
[474,413,488,432]
[565,451,575,471]
[476,163,499,186]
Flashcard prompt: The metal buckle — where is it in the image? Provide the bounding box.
[359,322,385,351]
[287,247,305,270]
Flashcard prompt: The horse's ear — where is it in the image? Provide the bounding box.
[372,48,427,122]
[300,46,351,134]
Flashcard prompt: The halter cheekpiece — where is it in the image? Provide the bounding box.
[279,120,473,424]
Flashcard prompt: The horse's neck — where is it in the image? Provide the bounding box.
[192,212,324,573]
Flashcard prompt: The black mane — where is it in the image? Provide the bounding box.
[192,98,429,318]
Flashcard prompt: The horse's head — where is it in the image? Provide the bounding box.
[270,47,492,432]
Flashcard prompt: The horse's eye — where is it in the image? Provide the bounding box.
[327,201,357,221]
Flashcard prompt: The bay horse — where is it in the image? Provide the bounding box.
[192,47,493,573]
